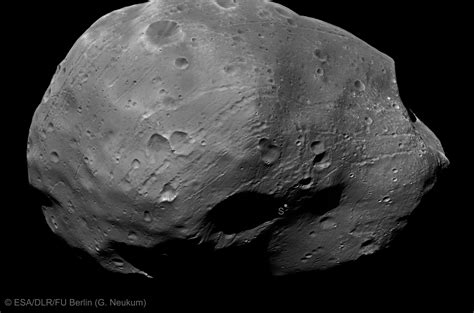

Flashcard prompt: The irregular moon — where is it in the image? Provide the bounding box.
[27,0,449,277]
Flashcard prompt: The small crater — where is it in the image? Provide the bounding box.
[147,134,171,153]
[258,138,281,165]
[131,159,141,170]
[170,131,191,153]
[257,9,272,19]
[223,64,239,75]
[190,37,198,47]
[47,122,55,132]
[310,140,326,156]
[128,232,138,243]
[159,202,175,211]
[174,57,189,70]
[40,128,47,140]
[314,49,328,62]
[301,252,313,262]
[50,151,60,163]
[286,18,296,27]
[315,67,324,77]
[354,80,366,92]
[299,177,312,187]
[160,183,177,203]
[146,20,182,47]
[319,216,337,230]
[360,239,378,255]
[144,211,152,223]
[312,247,324,254]
[381,196,392,204]
[126,99,138,109]
[152,76,162,84]
[215,0,238,9]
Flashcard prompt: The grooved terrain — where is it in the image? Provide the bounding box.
[27,0,449,277]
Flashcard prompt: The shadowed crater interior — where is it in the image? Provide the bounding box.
[289,184,345,217]
[205,192,283,234]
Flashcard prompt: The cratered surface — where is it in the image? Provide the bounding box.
[27,0,449,277]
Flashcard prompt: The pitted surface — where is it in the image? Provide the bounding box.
[27,0,449,277]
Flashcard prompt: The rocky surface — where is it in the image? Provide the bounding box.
[27,0,449,277]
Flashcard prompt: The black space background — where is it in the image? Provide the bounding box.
[2,1,471,312]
